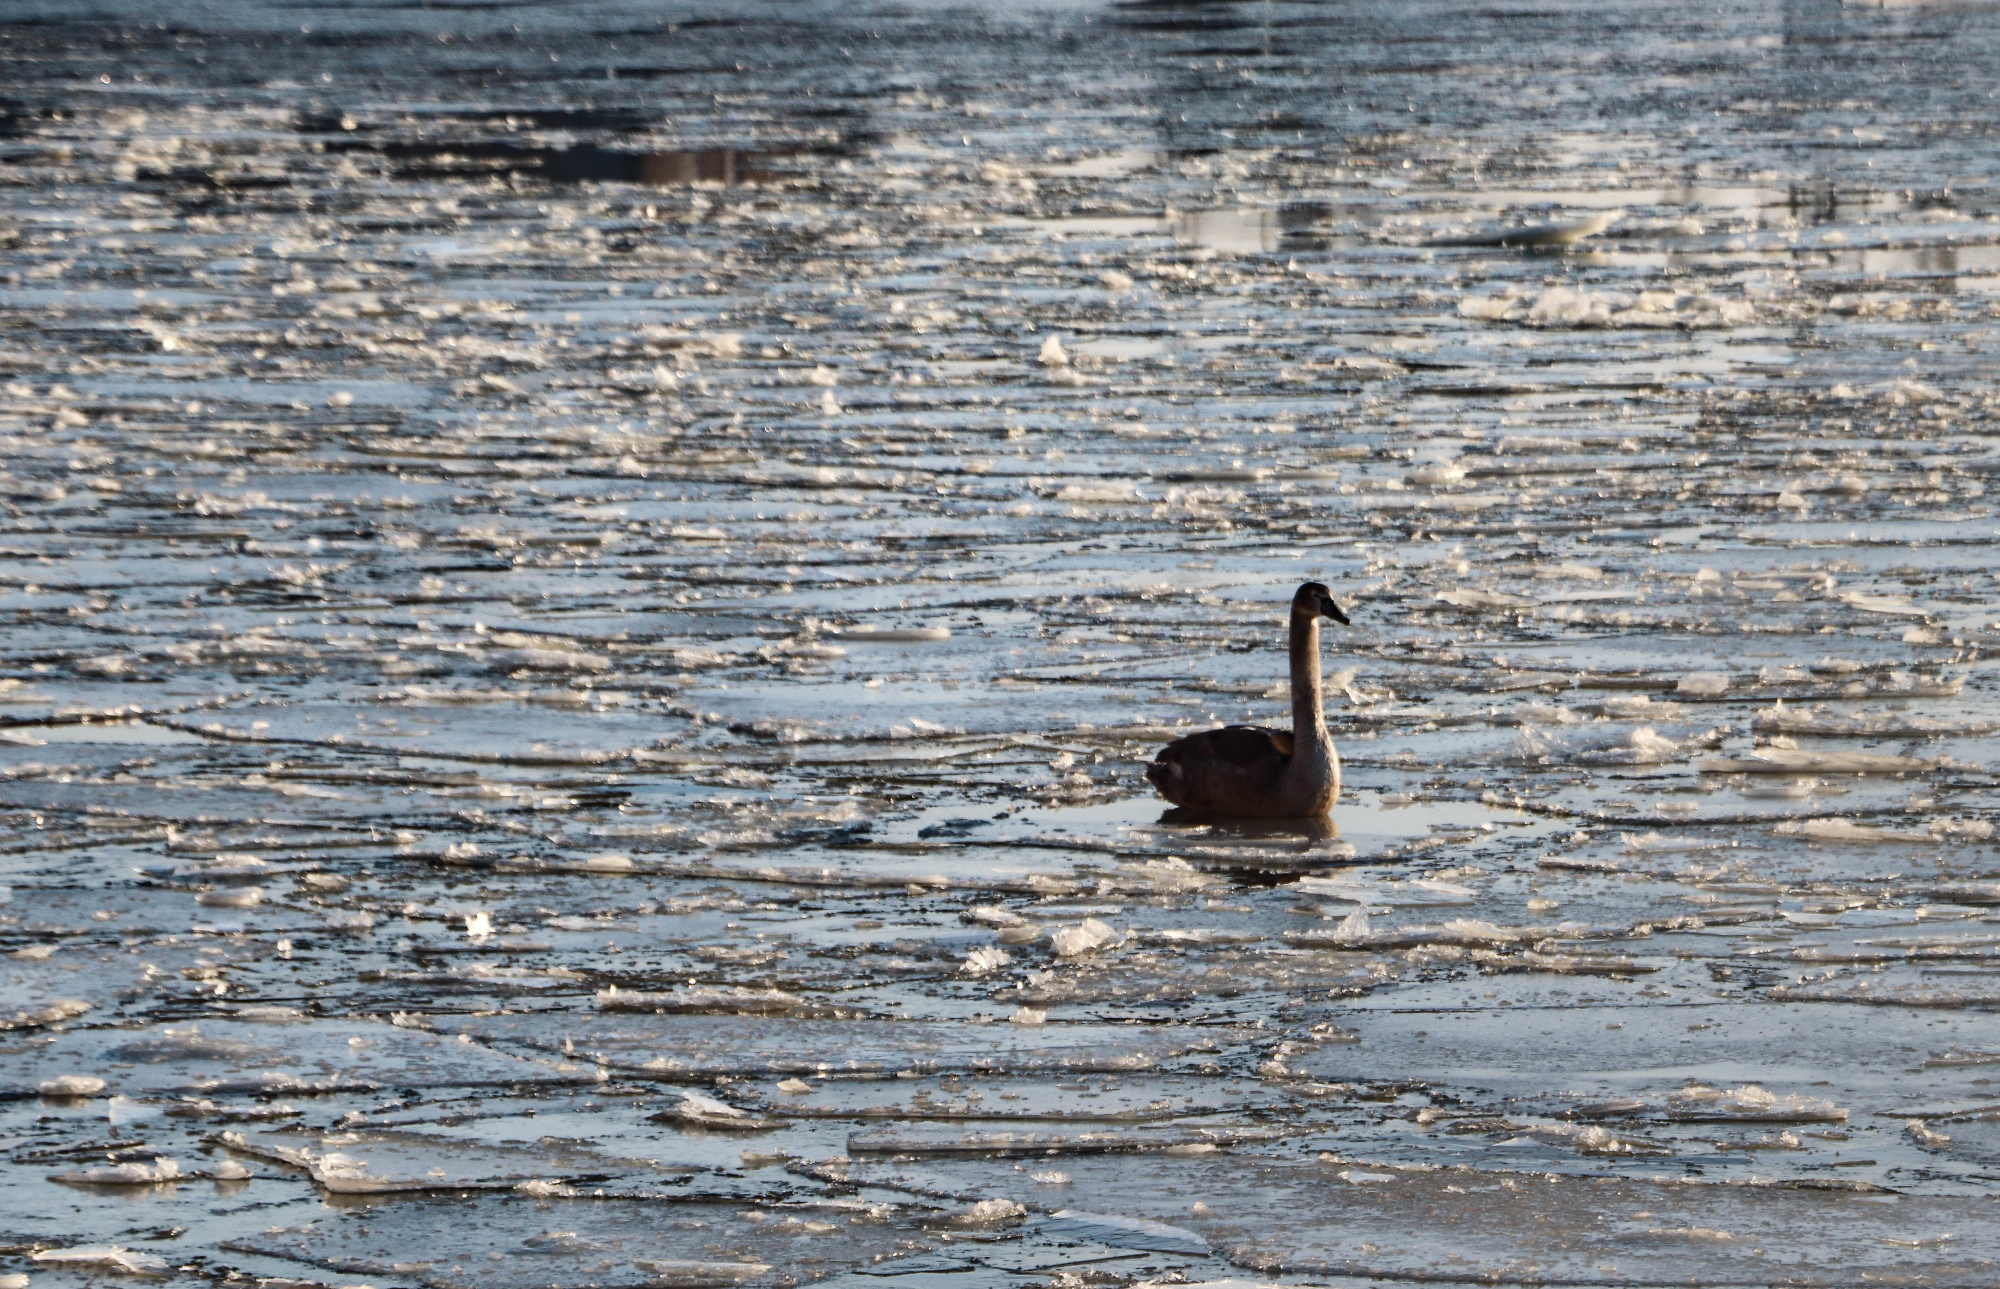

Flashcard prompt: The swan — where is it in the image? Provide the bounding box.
[1145,582,1348,818]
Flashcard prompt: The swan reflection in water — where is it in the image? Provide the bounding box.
[1146,807,1358,881]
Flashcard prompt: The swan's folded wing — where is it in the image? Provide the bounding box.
[1149,725,1292,805]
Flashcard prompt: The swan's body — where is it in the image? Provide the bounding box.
[1145,583,1347,818]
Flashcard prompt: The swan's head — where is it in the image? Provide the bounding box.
[1294,582,1349,625]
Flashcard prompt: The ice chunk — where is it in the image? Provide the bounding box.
[840,625,951,641]
[1636,1227,1734,1243]
[1294,877,1475,906]
[1839,592,1924,616]
[1055,481,1141,503]
[937,1198,1025,1227]
[631,1261,770,1287]
[1667,1084,1846,1122]
[1308,916,1524,948]
[670,1090,772,1131]
[1776,819,1937,844]
[1435,588,1534,610]
[194,885,263,908]
[963,946,1013,975]
[852,1124,1286,1156]
[1459,294,1519,320]
[1576,726,1685,766]
[1676,673,1728,697]
[962,905,1027,928]
[39,1075,107,1097]
[31,1247,168,1275]
[597,985,812,1015]
[50,1157,180,1186]
[1038,335,1069,366]
[1408,461,1468,487]
[1050,917,1120,957]
[1700,747,1941,775]
[1039,1210,1208,1254]
[1919,881,2000,905]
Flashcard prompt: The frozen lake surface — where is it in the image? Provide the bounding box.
[5,0,2000,1283]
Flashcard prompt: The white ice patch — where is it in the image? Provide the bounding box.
[1459,286,1753,328]
[1049,917,1121,957]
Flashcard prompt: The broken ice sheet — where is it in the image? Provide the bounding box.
[0,1018,600,1098]
[1291,876,1479,906]
[848,1124,1294,1157]
[815,1148,2000,1284]
[216,1125,683,1193]
[1666,1085,1848,1124]
[223,1192,929,1289]
[459,1013,1248,1080]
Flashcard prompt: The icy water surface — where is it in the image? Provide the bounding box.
[5,0,2000,1284]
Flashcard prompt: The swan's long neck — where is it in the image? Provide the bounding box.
[1289,611,1331,764]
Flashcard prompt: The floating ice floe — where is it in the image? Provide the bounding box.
[1433,210,1620,247]
[1293,876,1476,906]
[1474,949,1659,976]
[50,1157,181,1186]
[667,1090,776,1131]
[193,885,263,908]
[1699,747,1944,775]
[631,1261,772,1287]
[1667,1084,1847,1122]
[597,985,816,1015]
[1050,917,1122,957]
[1918,881,2000,905]
[935,1198,1026,1227]
[1458,286,1753,328]
[1286,917,1524,949]
[1775,818,1959,844]
[1772,979,2000,1007]
[963,946,1013,975]
[1039,1210,1209,1255]
[1574,726,1694,766]
[30,1246,168,1275]
[852,1125,1285,1157]
[1435,588,1534,611]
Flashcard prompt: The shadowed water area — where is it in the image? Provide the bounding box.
[3,0,2000,1284]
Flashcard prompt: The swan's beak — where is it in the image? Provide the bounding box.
[1320,597,1349,625]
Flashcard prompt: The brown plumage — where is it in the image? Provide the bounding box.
[1145,583,1348,818]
